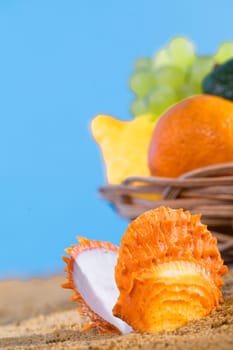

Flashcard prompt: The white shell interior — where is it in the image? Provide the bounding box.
[73,248,132,334]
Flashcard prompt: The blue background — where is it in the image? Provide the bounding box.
[0,0,232,279]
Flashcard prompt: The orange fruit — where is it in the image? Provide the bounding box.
[148,94,233,178]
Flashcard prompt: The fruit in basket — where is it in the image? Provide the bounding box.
[202,58,233,101]
[91,114,156,184]
[113,207,228,333]
[63,207,228,334]
[129,37,233,119]
[148,94,233,178]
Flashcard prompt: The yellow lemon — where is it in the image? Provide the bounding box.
[91,114,156,184]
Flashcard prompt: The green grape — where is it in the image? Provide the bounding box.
[129,36,233,118]
[130,98,148,117]
[134,57,152,71]
[167,36,196,71]
[215,42,233,64]
[187,56,215,91]
[129,71,156,98]
[147,86,178,115]
[152,48,171,68]
[152,65,185,89]
[178,82,199,99]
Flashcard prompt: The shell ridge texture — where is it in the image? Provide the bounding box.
[113,206,228,332]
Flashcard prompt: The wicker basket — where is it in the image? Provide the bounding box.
[99,162,233,264]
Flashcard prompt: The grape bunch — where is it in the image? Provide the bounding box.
[129,37,233,119]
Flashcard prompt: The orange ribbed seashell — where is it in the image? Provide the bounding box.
[113,207,228,333]
[62,236,132,334]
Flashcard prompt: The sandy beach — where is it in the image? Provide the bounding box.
[0,271,233,350]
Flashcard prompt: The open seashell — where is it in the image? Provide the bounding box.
[113,207,228,333]
[62,236,132,334]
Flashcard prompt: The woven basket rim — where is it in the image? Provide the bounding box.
[98,162,233,262]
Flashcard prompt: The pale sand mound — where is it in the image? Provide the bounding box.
[0,275,73,325]
[0,271,233,350]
